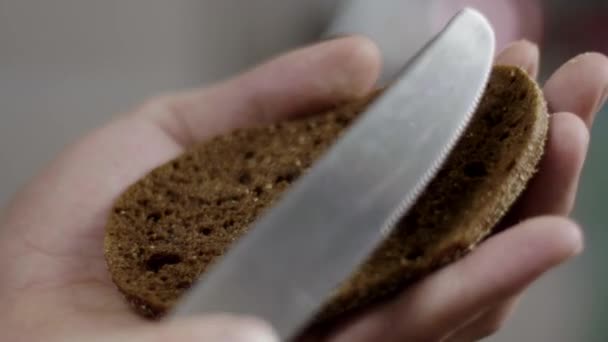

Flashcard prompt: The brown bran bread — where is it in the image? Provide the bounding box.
[104,65,549,324]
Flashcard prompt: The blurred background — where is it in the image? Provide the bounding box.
[0,0,605,340]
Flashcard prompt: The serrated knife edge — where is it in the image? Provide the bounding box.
[169,7,496,341]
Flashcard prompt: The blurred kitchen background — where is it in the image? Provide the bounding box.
[0,0,606,340]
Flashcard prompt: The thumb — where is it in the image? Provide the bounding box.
[69,314,279,342]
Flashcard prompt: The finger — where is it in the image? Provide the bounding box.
[65,315,278,342]
[544,52,608,127]
[444,296,520,342]
[494,40,540,78]
[148,35,381,146]
[502,112,589,224]
[330,216,582,342]
[387,217,582,341]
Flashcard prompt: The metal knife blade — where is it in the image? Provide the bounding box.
[169,8,495,340]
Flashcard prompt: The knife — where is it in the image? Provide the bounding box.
[169,8,495,340]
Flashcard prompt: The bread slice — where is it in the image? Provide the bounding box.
[104,65,548,324]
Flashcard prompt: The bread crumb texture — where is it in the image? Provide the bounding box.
[104,65,548,325]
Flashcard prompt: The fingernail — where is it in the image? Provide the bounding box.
[518,40,540,77]
[318,33,350,42]
[518,38,535,46]
[502,38,535,51]
[528,45,540,74]
[572,225,585,256]
[496,39,540,77]
[226,320,279,342]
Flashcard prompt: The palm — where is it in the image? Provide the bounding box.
[1,37,606,342]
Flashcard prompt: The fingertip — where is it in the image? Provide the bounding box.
[543,113,589,213]
[229,316,280,342]
[95,314,279,342]
[563,219,584,256]
[166,314,279,342]
[515,39,540,78]
[458,215,584,285]
[527,42,540,78]
[546,216,584,257]
[224,315,279,340]
[320,35,382,97]
[564,51,608,68]
[495,39,540,78]
[544,113,590,184]
[510,216,584,263]
[507,112,590,219]
[544,52,608,125]
[551,112,590,165]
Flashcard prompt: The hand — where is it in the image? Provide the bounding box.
[0,36,606,342]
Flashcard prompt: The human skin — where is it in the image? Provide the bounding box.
[1,36,607,341]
